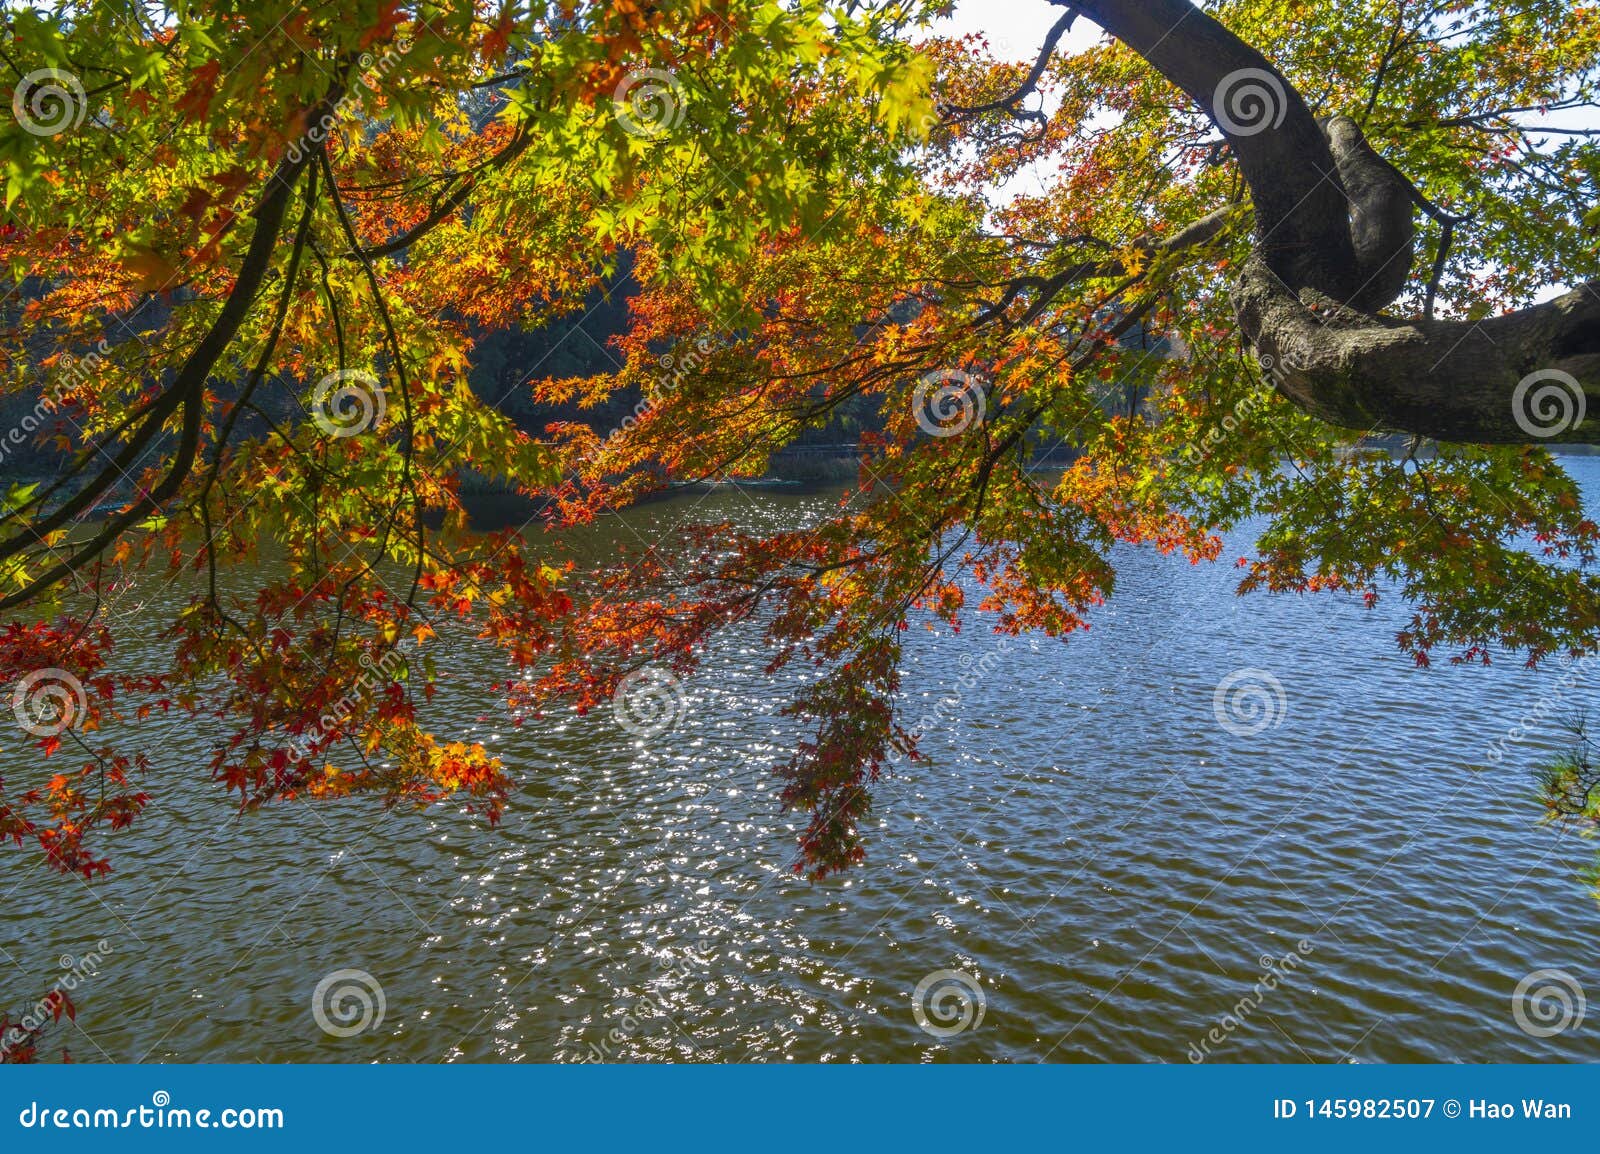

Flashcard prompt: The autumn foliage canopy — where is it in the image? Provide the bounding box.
[1,0,1598,885]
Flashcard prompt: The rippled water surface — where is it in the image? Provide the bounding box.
[5,461,1600,1063]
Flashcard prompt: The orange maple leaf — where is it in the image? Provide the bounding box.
[176,60,221,123]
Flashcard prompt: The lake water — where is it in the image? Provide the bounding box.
[3,460,1600,1063]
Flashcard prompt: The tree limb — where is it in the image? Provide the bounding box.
[1068,0,1600,444]
[942,6,1078,125]
[0,127,323,606]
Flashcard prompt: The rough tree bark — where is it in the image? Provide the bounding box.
[1070,0,1600,444]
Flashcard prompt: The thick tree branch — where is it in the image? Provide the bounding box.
[1069,0,1600,444]
[1071,0,1358,300]
[1238,260,1600,442]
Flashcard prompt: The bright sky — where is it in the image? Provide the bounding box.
[925,1,1101,204]
[930,0,1098,61]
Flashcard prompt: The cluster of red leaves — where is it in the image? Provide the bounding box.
[0,990,74,1065]
[0,621,150,877]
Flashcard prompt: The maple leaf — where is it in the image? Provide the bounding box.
[482,6,517,63]
[176,60,222,122]
[117,244,181,292]
[360,0,408,50]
